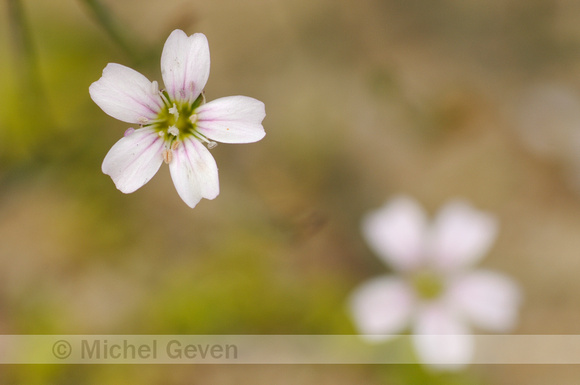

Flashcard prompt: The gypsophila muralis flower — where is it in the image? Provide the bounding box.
[89,29,266,208]
[348,196,521,370]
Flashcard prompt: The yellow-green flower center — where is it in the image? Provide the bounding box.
[141,91,215,164]
[151,91,205,142]
[410,270,444,300]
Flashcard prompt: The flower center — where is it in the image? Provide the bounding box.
[156,92,202,139]
[410,270,444,300]
[141,89,216,163]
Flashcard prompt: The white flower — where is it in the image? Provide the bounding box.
[89,30,266,208]
[349,196,521,370]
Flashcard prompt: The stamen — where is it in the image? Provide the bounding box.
[124,127,135,137]
[168,103,180,119]
[159,91,171,108]
[146,118,166,125]
[162,148,173,164]
[192,131,208,143]
[192,131,217,149]
[168,125,179,137]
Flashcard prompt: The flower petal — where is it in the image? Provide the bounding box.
[195,96,266,143]
[447,270,521,332]
[89,63,164,124]
[349,276,415,341]
[428,200,498,271]
[161,30,210,103]
[412,303,473,370]
[102,127,164,193]
[169,137,219,208]
[362,196,428,272]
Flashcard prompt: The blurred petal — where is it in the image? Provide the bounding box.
[196,96,266,143]
[169,137,219,208]
[429,200,498,271]
[362,196,428,272]
[349,276,414,341]
[89,63,163,124]
[161,30,210,103]
[102,127,164,193]
[413,303,473,371]
[448,270,521,332]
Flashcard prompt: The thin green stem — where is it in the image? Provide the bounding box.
[80,0,137,61]
[6,0,53,131]
[7,0,41,91]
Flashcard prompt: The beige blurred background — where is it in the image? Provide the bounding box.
[1,0,580,383]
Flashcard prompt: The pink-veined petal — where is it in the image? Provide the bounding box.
[362,196,428,272]
[447,270,521,332]
[161,30,210,103]
[169,137,219,208]
[349,276,415,341]
[195,96,266,143]
[89,63,164,124]
[412,303,473,371]
[102,127,164,193]
[428,200,498,272]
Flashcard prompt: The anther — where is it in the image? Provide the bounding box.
[137,117,149,124]
[189,114,198,124]
[162,148,173,164]
[124,127,135,137]
[171,141,180,151]
[207,141,217,149]
[168,125,179,137]
[168,103,179,119]
[151,81,159,95]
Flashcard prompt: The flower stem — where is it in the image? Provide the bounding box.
[80,0,138,61]
[7,0,41,93]
[6,0,54,132]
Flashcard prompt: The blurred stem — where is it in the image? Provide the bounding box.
[80,0,137,61]
[6,0,53,130]
[7,0,42,93]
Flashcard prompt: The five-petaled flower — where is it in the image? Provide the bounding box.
[349,196,521,370]
[89,29,266,208]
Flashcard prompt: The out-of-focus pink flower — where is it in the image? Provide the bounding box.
[90,30,266,208]
[349,196,521,370]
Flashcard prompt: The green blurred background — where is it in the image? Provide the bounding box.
[1,0,580,383]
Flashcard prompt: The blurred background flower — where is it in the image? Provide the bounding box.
[349,196,521,370]
[1,0,580,383]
